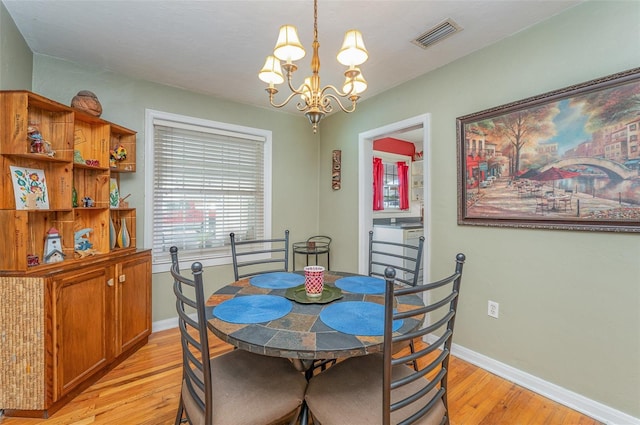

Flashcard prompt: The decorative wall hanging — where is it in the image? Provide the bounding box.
[332,150,342,190]
[10,166,49,210]
[109,178,120,208]
[457,67,640,233]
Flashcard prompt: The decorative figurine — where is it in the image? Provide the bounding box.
[27,125,43,153]
[73,150,85,164]
[70,90,102,117]
[82,196,95,207]
[74,228,93,251]
[27,254,40,267]
[43,227,65,264]
[27,124,55,157]
[74,228,100,257]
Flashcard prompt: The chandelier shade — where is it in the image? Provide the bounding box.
[337,30,368,66]
[258,0,369,133]
[274,25,306,62]
[258,56,285,85]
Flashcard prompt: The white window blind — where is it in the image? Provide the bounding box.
[146,111,270,271]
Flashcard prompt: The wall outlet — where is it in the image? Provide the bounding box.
[488,300,499,319]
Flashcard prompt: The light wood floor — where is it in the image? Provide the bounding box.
[0,328,601,425]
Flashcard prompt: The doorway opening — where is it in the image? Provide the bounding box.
[357,114,431,277]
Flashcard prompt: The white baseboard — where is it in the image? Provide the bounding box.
[422,335,639,425]
[152,316,180,332]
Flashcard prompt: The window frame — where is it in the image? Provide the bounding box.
[144,109,272,273]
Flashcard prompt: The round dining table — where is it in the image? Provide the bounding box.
[205,270,424,363]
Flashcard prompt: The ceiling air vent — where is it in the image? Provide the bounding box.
[412,19,462,49]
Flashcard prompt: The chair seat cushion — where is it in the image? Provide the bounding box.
[183,349,306,425]
[305,353,445,425]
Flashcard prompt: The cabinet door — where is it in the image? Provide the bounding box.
[116,251,151,355]
[53,266,110,399]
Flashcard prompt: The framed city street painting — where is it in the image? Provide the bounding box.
[456,67,640,233]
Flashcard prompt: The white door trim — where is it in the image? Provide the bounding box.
[357,114,431,278]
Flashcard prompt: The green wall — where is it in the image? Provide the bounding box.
[321,0,640,419]
[1,0,639,420]
[0,1,31,89]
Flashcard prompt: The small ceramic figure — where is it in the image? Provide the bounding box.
[43,227,66,264]
[27,125,55,157]
[73,150,85,164]
[27,254,40,267]
[27,125,44,153]
[82,196,95,207]
[74,228,93,252]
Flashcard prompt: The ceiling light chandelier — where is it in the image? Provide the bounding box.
[258,0,369,133]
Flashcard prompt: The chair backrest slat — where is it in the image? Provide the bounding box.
[230,230,290,280]
[381,253,466,425]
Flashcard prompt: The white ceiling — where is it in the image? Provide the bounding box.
[3,0,582,130]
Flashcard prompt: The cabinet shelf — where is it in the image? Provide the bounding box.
[73,163,110,171]
[3,152,71,163]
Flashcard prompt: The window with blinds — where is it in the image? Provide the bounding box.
[145,110,272,272]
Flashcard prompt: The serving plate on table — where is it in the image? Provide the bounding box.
[285,284,343,304]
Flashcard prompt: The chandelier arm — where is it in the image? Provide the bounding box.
[322,93,357,114]
[284,72,310,97]
[320,83,356,99]
[268,89,306,109]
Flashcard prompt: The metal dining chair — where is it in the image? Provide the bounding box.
[305,253,467,425]
[369,229,425,370]
[230,230,290,280]
[313,231,426,376]
[170,246,306,425]
[369,230,425,287]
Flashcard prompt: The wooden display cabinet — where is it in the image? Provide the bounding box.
[0,90,151,417]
